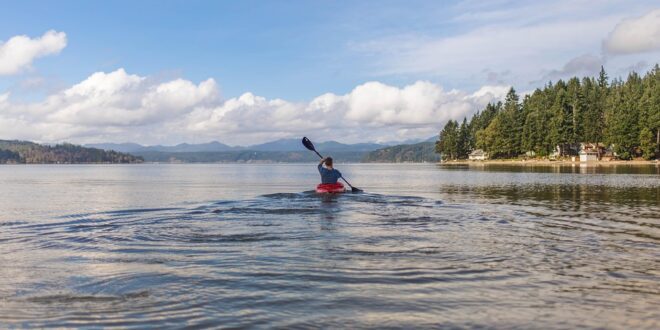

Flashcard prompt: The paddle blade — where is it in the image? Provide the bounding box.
[302,137,316,151]
[351,187,363,193]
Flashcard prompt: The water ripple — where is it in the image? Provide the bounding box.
[0,191,658,329]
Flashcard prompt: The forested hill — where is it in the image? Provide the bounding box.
[362,142,440,163]
[437,64,659,160]
[0,140,143,164]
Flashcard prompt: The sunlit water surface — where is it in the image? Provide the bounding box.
[1,164,658,329]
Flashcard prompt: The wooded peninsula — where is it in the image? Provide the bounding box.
[436,65,659,161]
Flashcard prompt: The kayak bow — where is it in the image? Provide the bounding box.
[316,182,346,194]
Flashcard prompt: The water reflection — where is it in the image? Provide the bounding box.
[441,183,659,207]
[441,163,660,175]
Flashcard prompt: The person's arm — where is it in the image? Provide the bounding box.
[318,158,326,172]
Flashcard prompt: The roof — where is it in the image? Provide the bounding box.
[579,150,598,155]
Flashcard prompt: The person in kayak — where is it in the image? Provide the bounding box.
[317,157,345,192]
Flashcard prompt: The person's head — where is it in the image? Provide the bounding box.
[325,157,333,167]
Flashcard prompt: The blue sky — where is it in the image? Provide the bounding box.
[0,0,659,144]
[2,0,458,99]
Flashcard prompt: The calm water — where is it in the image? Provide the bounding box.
[0,163,658,329]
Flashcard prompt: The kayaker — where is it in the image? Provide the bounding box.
[318,157,342,184]
[316,157,345,193]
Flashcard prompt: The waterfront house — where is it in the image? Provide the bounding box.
[469,149,488,161]
[578,142,612,161]
[579,149,598,162]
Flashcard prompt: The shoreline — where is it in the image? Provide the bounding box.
[439,159,659,166]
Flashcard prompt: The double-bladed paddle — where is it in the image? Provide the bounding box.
[302,137,363,193]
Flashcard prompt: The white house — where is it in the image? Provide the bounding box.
[579,150,598,162]
[469,149,489,161]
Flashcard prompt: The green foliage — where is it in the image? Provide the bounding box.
[435,64,659,160]
[639,128,655,160]
[0,149,22,163]
[605,73,643,158]
[0,140,143,164]
[638,64,660,160]
[436,120,459,160]
[478,116,507,157]
[363,142,440,163]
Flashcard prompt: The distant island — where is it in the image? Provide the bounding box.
[0,140,143,164]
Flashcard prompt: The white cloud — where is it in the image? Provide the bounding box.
[0,92,9,104]
[351,1,660,91]
[604,9,660,54]
[0,30,67,75]
[534,54,604,84]
[0,68,219,142]
[357,17,617,79]
[41,68,218,126]
[0,69,507,145]
[184,80,508,144]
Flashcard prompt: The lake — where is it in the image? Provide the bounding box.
[1,163,658,329]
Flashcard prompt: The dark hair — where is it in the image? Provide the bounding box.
[325,157,333,167]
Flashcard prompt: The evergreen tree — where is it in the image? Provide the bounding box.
[496,87,522,157]
[581,77,602,147]
[566,77,585,145]
[605,73,642,160]
[640,128,655,160]
[457,118,471,158]
[436,120,459,160]
[639,64,660,159]
[478,116,506,157]
[597,66,608,89]
[549,85,572,155]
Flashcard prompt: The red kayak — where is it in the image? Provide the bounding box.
[316,182,345,194]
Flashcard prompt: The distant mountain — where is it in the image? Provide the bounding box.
[88,138,426,154]
[317,141,386,152]
[362,142,440,163]
[424,135,438,143]
[84,137,437,163]
[136,150,366,163]
[149,141,235,152]
[85,142,145,153]
[379,135,438,146]
[246,138,302,151]
[86,141,235,153]
[0,140,142,164]
[247,138,386,152]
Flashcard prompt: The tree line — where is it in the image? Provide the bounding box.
[0,140,143,164]
[436,65,659,160]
